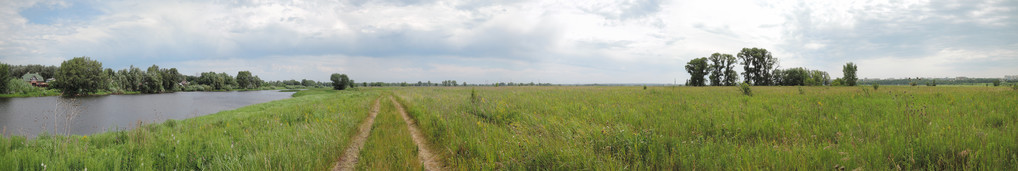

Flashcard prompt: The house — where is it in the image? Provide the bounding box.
[21,72,48,87]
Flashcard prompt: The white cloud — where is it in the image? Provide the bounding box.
[0,0,1015,83]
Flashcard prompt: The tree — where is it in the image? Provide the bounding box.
[832,78,845,86]
[127,66,144,91]
[141,65,164,93]
[141,71,163,93]
[53,57,107,96]
[773,67,829,86]
[236,71,254,89]
[707,53,737,86]
[684,57,709,86]
[341,75,351,89]
[330,73,350,90]
[843,62,858,86]
[160,68,182,92]
[737,48,777,86]
[0,63,9,93]
[220,72,236,89]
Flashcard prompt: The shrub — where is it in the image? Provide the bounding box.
[1012,84,1017,91]
[873,83,879,90]
[6,78,39,94]
[739,83,752,96]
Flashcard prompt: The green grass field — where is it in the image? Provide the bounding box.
[393,86,1018,170]
[2,86,1016,170]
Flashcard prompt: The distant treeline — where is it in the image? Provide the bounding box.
[357,80,554,87]
[859,78,1011,86]
[684,48,856,87]
[0,57,334,96]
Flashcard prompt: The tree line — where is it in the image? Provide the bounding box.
[2,57,283,96]
[685,47,858,87]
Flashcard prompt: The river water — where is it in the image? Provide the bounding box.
[0,90,294,138]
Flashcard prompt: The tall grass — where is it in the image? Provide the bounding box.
[0,89,380,170]
[393,86,1018,170]
[355,96,424,170]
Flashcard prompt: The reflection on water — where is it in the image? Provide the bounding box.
[0,90,294,138]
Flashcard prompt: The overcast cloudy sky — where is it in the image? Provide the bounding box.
[1,0,1016,83]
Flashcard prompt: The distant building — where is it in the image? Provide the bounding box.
[1006,75,1018,81]
[21,72,48,87]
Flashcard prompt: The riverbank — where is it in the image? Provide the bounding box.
[0,86,297,98]
[0,88,380,170]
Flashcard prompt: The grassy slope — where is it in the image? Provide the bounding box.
[0,89,378,170]
[394,86,1018,170]
[355,96,424,170]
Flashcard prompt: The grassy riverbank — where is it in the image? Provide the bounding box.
[0,88,379,170]
[393,86,1018,170]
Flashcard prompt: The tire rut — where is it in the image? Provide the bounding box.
[332,98,381,171]
[391,97,443,171]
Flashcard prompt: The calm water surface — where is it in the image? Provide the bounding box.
[0,90,294,138]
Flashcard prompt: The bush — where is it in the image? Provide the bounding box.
[1012,84,1017,91]
[739,83,752,96]
[873,83,879,90]
[6,78,39,94]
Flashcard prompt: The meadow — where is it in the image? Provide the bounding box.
[393,86,1017,170]
[1,86,1015,170]
[1,89,378,170]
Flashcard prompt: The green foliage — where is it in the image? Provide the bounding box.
[773,67,829,86]
[6,64,58,80]
[330,73,350,90]
[832,78,844,86]
[53,57,107,96]
[236,71,257,89]
[843,62,858,86]
[6,78,39,94]
[0,63,9,93]
[160,68,183,92]
[197,72,235,91]
[993,80,1001,86]
[739,82,752,96]
[872,83,879,90]
[684,57,709,86]
[707,53,738,86]
[141,72,163,93]
[737,47,777,86]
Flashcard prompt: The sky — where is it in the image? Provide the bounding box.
[1,0,1016,84]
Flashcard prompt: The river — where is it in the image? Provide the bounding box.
[0,90,295,138]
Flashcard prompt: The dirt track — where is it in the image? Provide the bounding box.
[391,97,442,171]
[332,98,381,171]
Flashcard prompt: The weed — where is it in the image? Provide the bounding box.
[873,83,879,90]
[739,83,752,96]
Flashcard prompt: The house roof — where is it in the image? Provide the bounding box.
[22,73,44,82]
